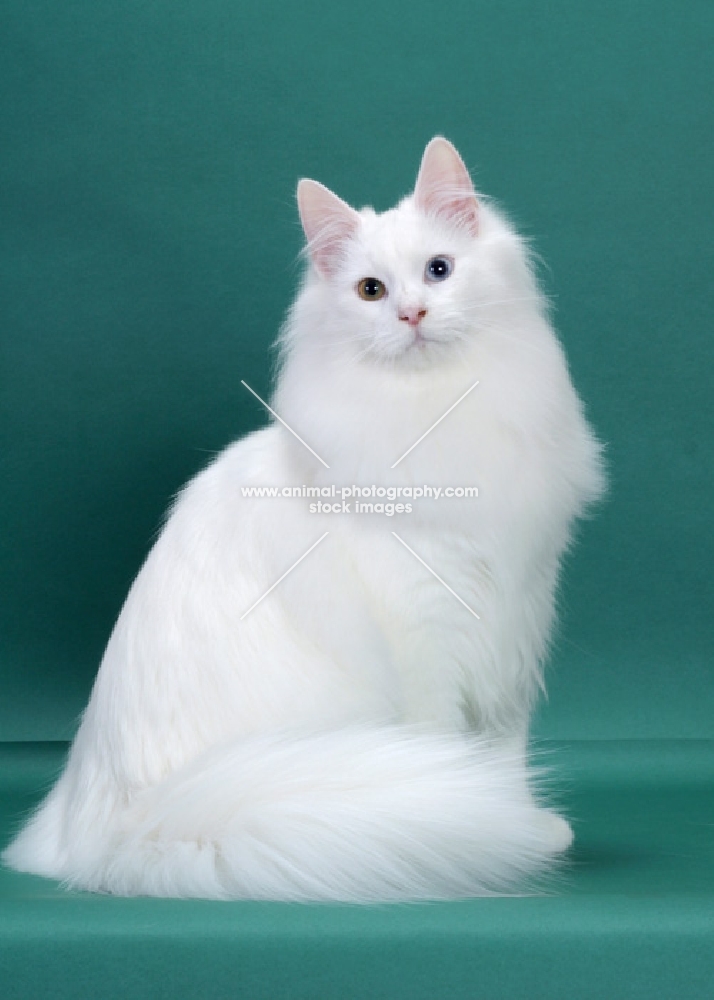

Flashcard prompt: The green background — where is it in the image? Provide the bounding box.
[2,2,714,997]
[1,0,712,741]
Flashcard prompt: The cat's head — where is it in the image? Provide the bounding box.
[294,137,538,369]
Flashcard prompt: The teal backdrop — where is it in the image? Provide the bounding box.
[1,0,712,742]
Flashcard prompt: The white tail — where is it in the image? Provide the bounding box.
[5,728,569,901]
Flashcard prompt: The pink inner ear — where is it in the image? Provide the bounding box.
[414,137,479,236]
[297,179,360,276]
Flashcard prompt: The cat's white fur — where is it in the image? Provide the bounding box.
[3,138,604,900]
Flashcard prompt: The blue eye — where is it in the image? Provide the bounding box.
[425,256,454,282]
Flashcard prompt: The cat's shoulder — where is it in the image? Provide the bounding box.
[199,425,285,484]
[173,424,288,512]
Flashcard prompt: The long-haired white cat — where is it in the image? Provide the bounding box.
[3,138,604,901]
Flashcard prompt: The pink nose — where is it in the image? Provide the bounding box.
[399,307,427,327]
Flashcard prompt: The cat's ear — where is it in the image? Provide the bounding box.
[297,179,361,277]
[413,137,479,236]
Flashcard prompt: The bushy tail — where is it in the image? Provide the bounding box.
[5,728,569,901]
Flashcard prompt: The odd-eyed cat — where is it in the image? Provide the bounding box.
[3,138,604,900]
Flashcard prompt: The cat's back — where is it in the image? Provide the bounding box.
[174,423,287,515]
[69,420,368,785]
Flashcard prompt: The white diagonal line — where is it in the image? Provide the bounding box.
[240,532,330,620]
[241,380,330,469]
[391,532,481,619]
[390,381,479,468]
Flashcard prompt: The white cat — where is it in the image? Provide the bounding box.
[3,138,604,901]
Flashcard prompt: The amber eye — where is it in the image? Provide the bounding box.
[357,277,386,301]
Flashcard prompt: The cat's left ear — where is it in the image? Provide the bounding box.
[297,179,361,277]
[413,137,479,236]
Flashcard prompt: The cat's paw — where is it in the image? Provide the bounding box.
[535,810,573,853]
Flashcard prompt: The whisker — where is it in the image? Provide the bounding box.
[458,295,544,312]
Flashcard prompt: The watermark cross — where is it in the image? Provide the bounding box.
[240,377,482,620]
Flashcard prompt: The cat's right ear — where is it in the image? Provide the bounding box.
[297,179,361,277]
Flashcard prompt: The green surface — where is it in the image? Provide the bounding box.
[1,1,713,997]
[2,741,714,999]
